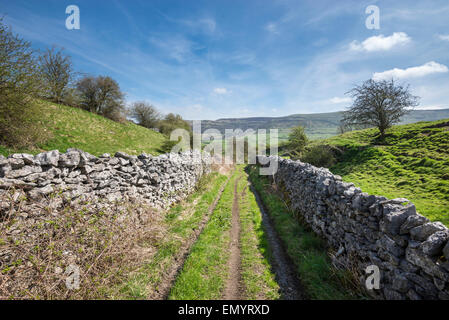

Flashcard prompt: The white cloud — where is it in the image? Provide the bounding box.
[329,97,352,104]
[265,22,279,34]
[439,34,449,41]
[213,87,229,94]
[350,32,411,52]
[373,61,448,80]
[415,105,448,110]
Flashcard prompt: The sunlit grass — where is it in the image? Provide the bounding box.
[319,119,449,225]
[0,100,167,157]
[248,166,364,300]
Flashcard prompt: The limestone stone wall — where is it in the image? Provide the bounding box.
[258,155,449,300]
[0,149,211,210]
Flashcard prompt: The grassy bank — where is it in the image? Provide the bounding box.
[320,119,449,225]
[0,100,167,157]
[247,165,363,300]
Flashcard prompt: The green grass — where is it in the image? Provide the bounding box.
[237,166,280,300]
[318,119,449,225]
[247,165,363,300]
[168,170,237,300]
[112,172,228,299]
[0,99,167,157]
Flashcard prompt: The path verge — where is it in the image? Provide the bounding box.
[247,165,362,300]
[114,172,229,299]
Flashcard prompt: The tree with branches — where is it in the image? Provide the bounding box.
[342,79,419,139]
[130,101,161,129]
[38,46,74,104]
[0,19,46,147]
[76,75,126,122]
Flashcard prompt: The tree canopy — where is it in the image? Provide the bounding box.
[343,79,419,139]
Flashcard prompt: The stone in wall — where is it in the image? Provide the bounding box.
[0,149,211,213]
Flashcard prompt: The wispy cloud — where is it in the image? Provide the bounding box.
[329,97,352,104]
[350,32,411,52]
[213,88,230,95]
[265,22,279,35]
[438,34,449,41]
[155,10,216,35]
[148,34,202,63]
[373,61,448,81]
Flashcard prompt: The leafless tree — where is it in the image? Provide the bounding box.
[38,46,74,104]
[342,79,419,139]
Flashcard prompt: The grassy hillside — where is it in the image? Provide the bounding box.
[0,100,167,157]
[320,119,449,225]
[198,109,449,140]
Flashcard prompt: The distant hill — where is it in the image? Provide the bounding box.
[0,100,168,157]
[195,109,449,140]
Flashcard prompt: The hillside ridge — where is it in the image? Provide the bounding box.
[0,100,168,157]
[196,109,449,140]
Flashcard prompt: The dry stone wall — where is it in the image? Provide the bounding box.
[0,149,211,210]
[258,155,449,300]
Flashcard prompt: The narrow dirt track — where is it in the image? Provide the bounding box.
[223,178,243,300]
[250,184,305,300]
[151,175,231,300]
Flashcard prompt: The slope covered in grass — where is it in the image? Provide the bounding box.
[322,119,449,225]
[0,100,167,157]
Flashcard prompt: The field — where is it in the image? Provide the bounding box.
[319,119,449,225]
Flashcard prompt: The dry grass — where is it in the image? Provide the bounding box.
[0,187,166,299]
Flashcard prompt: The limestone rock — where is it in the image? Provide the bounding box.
[410,222,446,241]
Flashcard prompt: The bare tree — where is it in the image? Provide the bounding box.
[38,46,74,104]
[343,79,419,139]
[130,101,161,129]
[76,75,125,122]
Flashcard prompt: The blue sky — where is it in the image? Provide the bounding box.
[2,0,449,120]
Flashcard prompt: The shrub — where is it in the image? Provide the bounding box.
[130,101,161,129]
[157,113,191,136]
[285,125,308,159]
[301,144,341,168]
